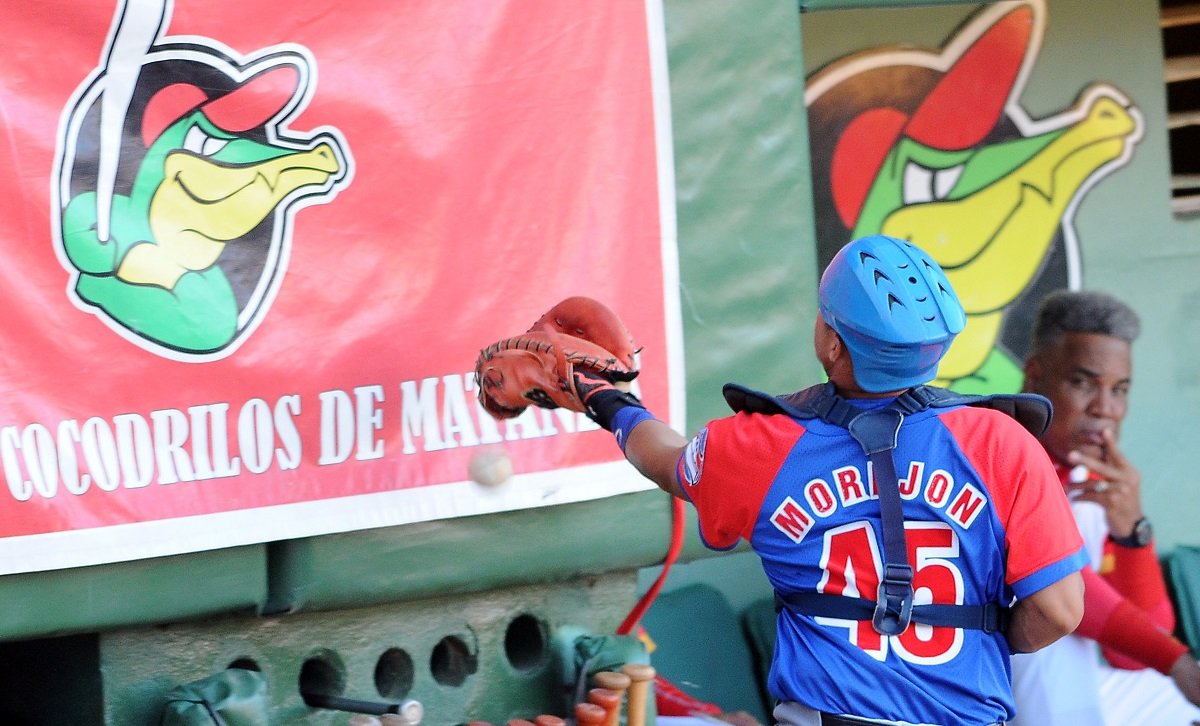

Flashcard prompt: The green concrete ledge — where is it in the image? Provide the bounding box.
[265,490,679,613]
[0,490,685,639]
[0,545,266,642]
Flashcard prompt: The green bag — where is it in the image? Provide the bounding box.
[551,626,655,720]
[160,668,269,726]
[1167,546,1200,659]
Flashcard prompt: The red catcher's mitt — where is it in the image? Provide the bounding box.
[475,297,639,420]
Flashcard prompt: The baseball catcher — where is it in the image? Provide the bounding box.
[475,236,1090,726]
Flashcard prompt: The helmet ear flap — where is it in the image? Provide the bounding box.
[819,235,965,392]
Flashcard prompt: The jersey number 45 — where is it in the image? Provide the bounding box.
[816,520,966,665]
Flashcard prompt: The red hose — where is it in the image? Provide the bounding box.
[616,495,686,635]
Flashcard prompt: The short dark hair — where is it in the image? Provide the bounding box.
[1030,290,1141,356]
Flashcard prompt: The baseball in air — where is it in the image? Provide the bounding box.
[469,448,513,487]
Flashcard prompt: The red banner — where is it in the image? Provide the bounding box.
[0,0,680,573]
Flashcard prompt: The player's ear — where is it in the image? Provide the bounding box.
[826,325,848,366]
[1021,355,1043,393]
[815,322,855,387]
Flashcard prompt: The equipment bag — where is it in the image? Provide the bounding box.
[160,667,269,726]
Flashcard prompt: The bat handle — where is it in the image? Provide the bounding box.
[574,702,607,726]
[587,688,620,726]
[620,663,656,726]
[382,701,424,725]
[591,670,631,726]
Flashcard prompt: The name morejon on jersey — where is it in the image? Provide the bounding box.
[770,460,990,543]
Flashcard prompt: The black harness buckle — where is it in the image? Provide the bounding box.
[872,563,914,636]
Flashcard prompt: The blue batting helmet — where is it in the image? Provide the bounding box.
[818,235,966,392]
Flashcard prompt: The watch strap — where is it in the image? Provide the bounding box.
[1110,517,1152,548]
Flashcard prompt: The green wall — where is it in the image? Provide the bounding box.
[666,0,821,430]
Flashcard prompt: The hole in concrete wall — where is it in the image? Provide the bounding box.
[374,648,414,699]
[299,651,346,699]
[430,635,476,687]
[227,658,260,671]
[504,613,547,672]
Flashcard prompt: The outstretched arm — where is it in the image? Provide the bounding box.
[576,368,689,498]
[620,417,689,500]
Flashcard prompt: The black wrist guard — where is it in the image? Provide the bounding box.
[584,387,645,431]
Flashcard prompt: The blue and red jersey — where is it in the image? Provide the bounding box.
[677,397,1087,726]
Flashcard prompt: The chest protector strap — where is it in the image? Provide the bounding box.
[723,381,1052,636]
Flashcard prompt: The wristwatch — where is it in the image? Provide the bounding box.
[1110,517,1153,548]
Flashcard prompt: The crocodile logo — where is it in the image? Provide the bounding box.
[52,0,352,360]
[807,0,1142,392]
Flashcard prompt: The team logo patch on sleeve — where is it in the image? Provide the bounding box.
[682,427,708,487]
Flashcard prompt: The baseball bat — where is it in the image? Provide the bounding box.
[302,692,403,716]
[587,687,620,726]
[620,663,656,726]
[574,702,607,726]
[591,671,630,726]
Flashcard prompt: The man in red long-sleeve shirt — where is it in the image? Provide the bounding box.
[1011,290,1200,725]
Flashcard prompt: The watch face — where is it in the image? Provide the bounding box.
[1135,518,1153,546]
